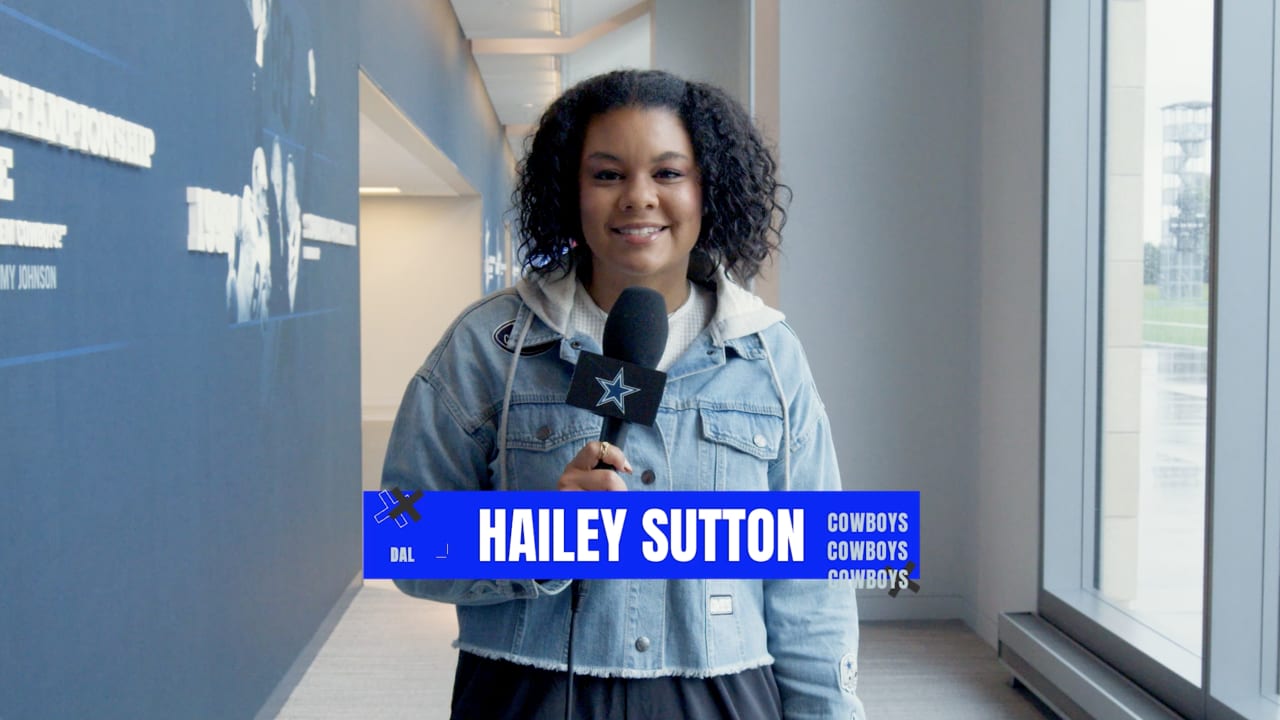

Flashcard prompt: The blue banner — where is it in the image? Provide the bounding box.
[364,490,920,580]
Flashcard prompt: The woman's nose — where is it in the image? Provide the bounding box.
[618,176,657,211]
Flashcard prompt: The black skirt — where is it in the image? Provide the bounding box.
[450,651,784,720]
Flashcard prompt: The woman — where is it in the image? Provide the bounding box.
[383,69,865,720]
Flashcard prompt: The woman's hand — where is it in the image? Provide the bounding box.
[558,440,632,491]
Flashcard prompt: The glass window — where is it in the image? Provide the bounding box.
[1043,1,1280,716]
[1097,0,1212,661]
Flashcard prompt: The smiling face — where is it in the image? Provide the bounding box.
[578,106,702,311]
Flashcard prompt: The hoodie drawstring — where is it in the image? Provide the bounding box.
[497,310,535,490]
[757,332,791,490]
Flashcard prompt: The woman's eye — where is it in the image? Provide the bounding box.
[655,169,683,180]
[593,170,622,181]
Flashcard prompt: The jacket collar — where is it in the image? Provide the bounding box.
[514,267,784,346]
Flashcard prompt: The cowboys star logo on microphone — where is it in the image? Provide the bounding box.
[595,368,640,412]
[566,351,666,425]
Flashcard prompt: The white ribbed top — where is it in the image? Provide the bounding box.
[569,279,715,372]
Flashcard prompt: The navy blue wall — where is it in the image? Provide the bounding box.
[0,1,517,716]
[0,1,363,717]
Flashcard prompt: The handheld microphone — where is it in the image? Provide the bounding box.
[565,286,669,467]
[560,286,668,720]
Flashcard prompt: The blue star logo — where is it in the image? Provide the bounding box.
[595,368,640,412]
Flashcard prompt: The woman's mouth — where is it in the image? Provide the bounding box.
[612,225,667,242]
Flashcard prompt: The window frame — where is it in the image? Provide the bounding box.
[1204,1,1280,718]
[1043,0,1280,717]
[1041,1,1214,717]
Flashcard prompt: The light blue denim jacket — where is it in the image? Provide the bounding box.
[383,269,866,720]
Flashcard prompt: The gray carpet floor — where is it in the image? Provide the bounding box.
[273,580,1054,719]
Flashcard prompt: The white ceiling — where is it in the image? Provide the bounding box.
[357,1,650,196]
[451,0,642,39]
[453,0,651,155]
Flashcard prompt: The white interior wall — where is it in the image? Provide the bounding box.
[776,0,1045,639]
[777,0,982,622]
[971,0,1044,645]
[651,0,751,107]
[359,195,484,490]
[562,14,651,89]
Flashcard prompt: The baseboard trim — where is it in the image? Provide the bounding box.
[255,573,363,720]
[998,612,1183,720]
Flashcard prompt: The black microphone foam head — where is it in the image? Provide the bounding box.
[602,287,669,369]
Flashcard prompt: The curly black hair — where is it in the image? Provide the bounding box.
[514,69,789,283]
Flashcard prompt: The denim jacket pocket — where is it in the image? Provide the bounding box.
[501,402,600,490]
[698,407,783,490]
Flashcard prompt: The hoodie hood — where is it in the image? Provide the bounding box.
[514,267,784,345]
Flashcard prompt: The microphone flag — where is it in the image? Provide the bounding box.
[566,351,666,426]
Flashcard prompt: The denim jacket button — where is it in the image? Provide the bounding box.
[641,469,656,485]
[535,426,552,441]
[753,434,768,448]
[634,636,651,652]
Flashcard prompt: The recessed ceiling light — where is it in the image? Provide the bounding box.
[359,186,403,195]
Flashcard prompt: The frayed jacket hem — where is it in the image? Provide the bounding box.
[452,642,776,680]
